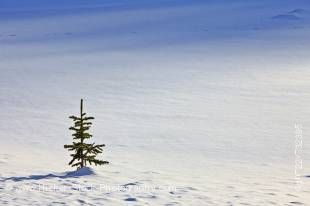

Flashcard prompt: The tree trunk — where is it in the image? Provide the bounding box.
[80,99,84,169]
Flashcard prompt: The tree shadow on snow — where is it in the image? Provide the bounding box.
[1,167,95,182]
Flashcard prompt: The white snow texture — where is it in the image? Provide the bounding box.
[1,0,310,205]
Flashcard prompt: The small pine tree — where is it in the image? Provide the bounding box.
[64,99,109,170]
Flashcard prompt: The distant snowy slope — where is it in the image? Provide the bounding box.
[0,0,310,49]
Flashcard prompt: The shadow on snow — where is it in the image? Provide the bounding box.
[1,167,95,182]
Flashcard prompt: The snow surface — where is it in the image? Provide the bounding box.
[1,0,310,205]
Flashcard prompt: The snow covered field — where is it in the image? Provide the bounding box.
[1,0,310,205]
